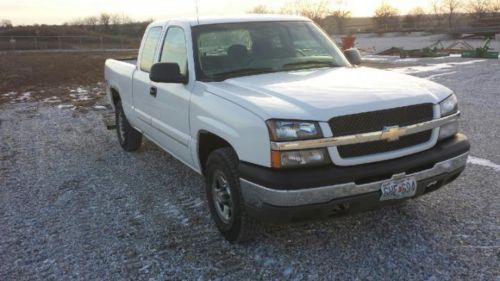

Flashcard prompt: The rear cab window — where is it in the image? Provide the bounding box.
[140,26,163,72]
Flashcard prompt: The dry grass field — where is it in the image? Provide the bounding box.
[0,51,136,106]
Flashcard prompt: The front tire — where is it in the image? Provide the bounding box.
[205,148,258,243]
[115,101,142,152]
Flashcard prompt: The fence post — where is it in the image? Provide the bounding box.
[34,36,38,49]
[100,36,104,50]
[79,37,83,50]
[10,37,16,51]
[58,37,62,49]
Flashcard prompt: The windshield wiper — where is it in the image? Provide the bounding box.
[212,67,275,80]
[282,60,339,69]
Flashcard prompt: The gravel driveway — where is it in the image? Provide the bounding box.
[0,57,499,280]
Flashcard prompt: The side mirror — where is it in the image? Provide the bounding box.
[150,63,188,84]
[344,48,362,66]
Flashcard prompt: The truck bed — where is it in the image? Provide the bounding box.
[117,58,137,65]
[104,58,138,110]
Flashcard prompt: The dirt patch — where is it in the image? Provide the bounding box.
[0,51,136,105]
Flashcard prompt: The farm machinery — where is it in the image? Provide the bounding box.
[378,38,499,59]
[461,39,499,59]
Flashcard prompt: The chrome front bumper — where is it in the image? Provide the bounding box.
[240,152,468,208]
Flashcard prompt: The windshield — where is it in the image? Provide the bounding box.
[192,21,350,81]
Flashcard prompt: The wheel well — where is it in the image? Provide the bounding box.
[198,132,233,174]
[111,88,120,105]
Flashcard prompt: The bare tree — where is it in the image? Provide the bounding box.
[83,16,99,30]
[331,10,352,33]
[330,0,352,34]
[110,13,132,25]
[249,5,273,14]
[489,0,500,13]
[109,13,133,33]
[467,0,491,18]
[373,2,400,31]
[442,0,462,29]
[430,0,443,14]
[429,0,447,29]
[110,14,121,26]
[100,13,111,32]
[282,0,331,23]
[404,6,427,29]
[85,16,99,25]
[68,13,133,32]
[0,19,13,29]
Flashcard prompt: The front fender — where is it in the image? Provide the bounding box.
[190,89,271,170]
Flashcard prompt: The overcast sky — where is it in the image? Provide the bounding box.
[1,0,429,25]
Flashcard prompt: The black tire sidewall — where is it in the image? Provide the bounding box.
[115,101,141,151]
[115,102,127,148]
[205,151,245,241]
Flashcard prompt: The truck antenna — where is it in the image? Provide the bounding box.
[195,0,200,24]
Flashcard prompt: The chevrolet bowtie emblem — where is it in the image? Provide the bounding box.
[381,126,406,142]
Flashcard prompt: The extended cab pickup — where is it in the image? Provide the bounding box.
[104,15,470,242]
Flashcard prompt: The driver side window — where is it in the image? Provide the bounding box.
[160,26,188,76]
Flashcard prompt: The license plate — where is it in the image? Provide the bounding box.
[380,177,417,201]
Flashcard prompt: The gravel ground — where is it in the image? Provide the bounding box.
[0,57,499,280]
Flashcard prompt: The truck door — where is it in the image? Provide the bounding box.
[149,26,193,166]
[132,26,163,126]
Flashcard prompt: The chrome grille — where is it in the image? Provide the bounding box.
[329,104,434,158]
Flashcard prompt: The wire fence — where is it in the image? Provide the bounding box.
[0,36,142,51]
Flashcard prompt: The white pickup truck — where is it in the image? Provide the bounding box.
[105,15,470,242]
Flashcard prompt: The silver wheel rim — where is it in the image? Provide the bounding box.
[118,110,126,143]
[211,170,233,224]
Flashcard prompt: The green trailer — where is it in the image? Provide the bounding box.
[400,47,450,58]
[462,39,499,59]
[399,41,450,58]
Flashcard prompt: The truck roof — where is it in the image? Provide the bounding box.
[151,14,311,27]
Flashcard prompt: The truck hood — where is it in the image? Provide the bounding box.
[204,67,453,121]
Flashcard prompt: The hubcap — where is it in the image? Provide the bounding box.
[211,170,233,224]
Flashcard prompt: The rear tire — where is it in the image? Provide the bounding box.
[115,101,142,152]
[205,148,259,243]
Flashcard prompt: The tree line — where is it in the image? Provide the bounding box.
[374,0,500,31]
[249,0,500,33]
[0,13,153,39]
[66,13,153,34]
[2,0,500,34]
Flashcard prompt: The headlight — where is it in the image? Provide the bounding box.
[267,120,329,168]
[440,94,458,117]
[439,94,459,140]
[271,149,330,169]
[266,120,322,141]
